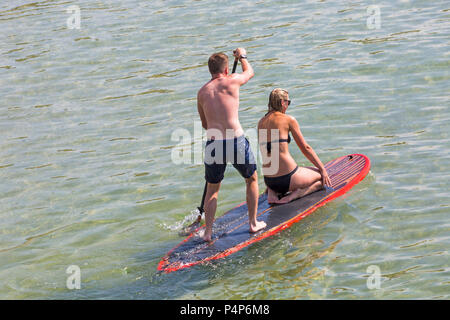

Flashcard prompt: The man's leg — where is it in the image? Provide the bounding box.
[203,138,226,242]
[245,171,266,233]
[203,182,221,242]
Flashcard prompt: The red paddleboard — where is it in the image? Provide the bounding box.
[158,154,370,273]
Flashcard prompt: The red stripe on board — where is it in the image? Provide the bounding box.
[329,158,364,185]
[330,162,365,187]
[329,156,363,179]
[327,157,352,175]
[158,154,370,273]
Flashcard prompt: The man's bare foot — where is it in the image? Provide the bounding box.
[249,220,267,233]
[201,229,212,242]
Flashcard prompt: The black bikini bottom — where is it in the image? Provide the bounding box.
[264,166,299,195]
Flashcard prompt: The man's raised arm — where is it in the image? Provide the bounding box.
[232,47,254,85]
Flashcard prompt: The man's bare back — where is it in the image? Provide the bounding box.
[198,76,243,139]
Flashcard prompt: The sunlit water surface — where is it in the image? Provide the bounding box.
[0,0,449,299]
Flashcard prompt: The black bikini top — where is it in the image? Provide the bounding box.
[261,111,291,153]
[261,134,291,153]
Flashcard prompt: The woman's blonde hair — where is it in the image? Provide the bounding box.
[268,88,289,112]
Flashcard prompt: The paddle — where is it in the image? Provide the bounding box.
[179,56,239,236]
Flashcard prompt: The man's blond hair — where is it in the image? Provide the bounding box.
[268,88,289,112]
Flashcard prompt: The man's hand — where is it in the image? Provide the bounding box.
[231,47,253,85]
[233,48,247,59]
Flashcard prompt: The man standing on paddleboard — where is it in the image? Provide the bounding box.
[197,48,266,242]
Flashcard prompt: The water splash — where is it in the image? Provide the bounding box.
[159,208,202,232]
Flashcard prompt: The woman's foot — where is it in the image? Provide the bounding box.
[278,181,324,204]
[267,188,280,204]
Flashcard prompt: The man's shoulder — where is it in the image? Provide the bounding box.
[198,82,208,92]
[201,77,237,93]
[197,82,210,98]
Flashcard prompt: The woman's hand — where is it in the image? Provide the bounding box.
[320,168,332,188]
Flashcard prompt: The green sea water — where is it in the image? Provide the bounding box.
[0,0,449,299]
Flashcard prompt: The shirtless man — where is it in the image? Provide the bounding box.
[197,48,266,242]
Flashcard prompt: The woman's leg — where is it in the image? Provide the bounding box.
[277,167,323,204]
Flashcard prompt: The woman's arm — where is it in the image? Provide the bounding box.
[289,116,332,187]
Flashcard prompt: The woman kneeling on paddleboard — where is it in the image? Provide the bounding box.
[258,88,332,204]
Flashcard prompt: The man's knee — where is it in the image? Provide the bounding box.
[245,171,258,185]
[207,182,221,194]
